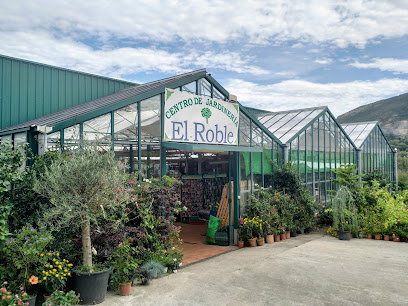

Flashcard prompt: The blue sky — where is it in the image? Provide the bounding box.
[1,0,408,116]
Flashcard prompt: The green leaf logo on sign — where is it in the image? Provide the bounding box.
[201,108,212,124]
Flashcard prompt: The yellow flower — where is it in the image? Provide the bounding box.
[40,254,44,257]
[53,269,57,272]
[56,253,59,256]
[68,273,71,276]
[55,261,59,265]
[59,265,62,270]
[55,274,59,278]
[50,265,53,268]
[43,277,47,280]
[64,269,68,272]
[53,258,56,262]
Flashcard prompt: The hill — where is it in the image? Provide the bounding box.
[337,93,408,138]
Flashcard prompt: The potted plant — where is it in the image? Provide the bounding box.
[110,239,139,296]
[279,225,286,241]
[41,290,80,305]
[4,223,53,305]
[1,282,26,306]
[33,141,131,304]
[240,217,256,247]
[237,217,250,247]
[133,260,166,285]
[37,251,73,300]
[328,187,358,241]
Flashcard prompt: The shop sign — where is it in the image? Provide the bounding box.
[164,88,239,145]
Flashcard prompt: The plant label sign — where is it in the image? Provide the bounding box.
[164,88,239,145]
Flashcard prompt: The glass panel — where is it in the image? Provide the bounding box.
[14,132,27,147]
[140,144,161,178]
[240,152,251,215]
[212,87,224,100]
[83,113,111,142]
[252,125,263,147]
[197,78,212,97]
[47,131,61,151]
[181,81,196,94]
[0,134,12,143]
[140,95,161,143]
[114,102,138,143]
[239,111,251,146]
[64,124,80,143]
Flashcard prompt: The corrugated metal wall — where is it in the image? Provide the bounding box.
[0,55,136,129]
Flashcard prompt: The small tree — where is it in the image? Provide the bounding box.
[330,186,358,234]
[34,142,130,271]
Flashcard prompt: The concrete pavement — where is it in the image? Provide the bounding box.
[101,231,408,305]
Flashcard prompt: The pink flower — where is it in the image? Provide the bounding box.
[398,219,401,223]
[3,282,7,285]
[115,196,120,200]
[322,205,325,208]
[1,288,6,293]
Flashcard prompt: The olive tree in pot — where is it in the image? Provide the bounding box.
[329,186,358,240]
[34,141,130,304]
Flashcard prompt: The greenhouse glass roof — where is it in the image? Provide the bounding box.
[254,106,326,144]
[341,122,377,148]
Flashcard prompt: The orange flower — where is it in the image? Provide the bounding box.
[29,275,38,285]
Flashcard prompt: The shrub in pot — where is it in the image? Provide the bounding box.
[327,186,358,240]
[34,141,131,304]
[110,239,139,296]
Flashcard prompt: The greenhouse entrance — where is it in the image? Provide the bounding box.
[163,145,244,265]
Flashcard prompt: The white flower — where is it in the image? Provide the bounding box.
[173,258,177,261]
[92,247,97,255]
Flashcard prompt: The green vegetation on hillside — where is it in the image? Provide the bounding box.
[337,92,408,126]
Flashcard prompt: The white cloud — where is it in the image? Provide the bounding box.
[350,58,408,74]
[0,31,266,77]
[1,0,408,48]
[315,58,333,65]
[225,78,408,117]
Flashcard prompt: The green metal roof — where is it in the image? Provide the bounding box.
[0,68,208,134]
[0,54,136,130]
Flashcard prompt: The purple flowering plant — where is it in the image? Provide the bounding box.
[4,223,53,295]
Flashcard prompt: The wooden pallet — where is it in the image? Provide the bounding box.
[216,183,234,227]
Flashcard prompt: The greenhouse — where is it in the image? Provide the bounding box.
[250,106,359,204]
[0,57,283,243]
[0,55,398,242]
[342,121,396,183]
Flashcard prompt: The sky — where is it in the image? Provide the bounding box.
[1,0,408,117]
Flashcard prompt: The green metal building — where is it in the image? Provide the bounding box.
[0,55,398,244]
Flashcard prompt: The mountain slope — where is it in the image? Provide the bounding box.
[337,93,408,137]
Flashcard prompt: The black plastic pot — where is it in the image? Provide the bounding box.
[304,228,312,234]
[338,230,351,241]
[73,268,111,305]
[290,231,297,237]
[22,295,36,306]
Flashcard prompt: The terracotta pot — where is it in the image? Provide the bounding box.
[119,282,131,296]
[374,234,381,240]
[366,234,372,239]
[286,231,290,239]
[384,235,390,241]
[275,235,281,242]
[248,238,257,247]
[265,235,274,243]
[43,295,50,302]
[257,237,265,246]
[238,241,244,248]
[393,235,400,242]
[280,233,286,241]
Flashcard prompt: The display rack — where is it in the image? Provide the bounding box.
[181,173,228,216]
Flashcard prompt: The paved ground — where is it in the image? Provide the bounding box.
[101,231,408,306]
